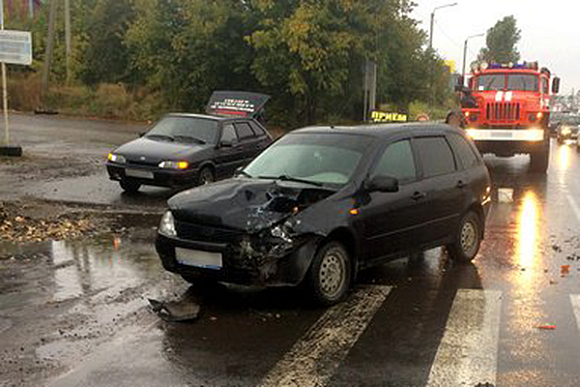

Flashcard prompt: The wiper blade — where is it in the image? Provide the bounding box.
[174,135,206,144]
[236,170,253,178]
[146,134,174,142]
[258,174,323,187]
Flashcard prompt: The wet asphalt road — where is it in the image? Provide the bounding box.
[2,115,580,387]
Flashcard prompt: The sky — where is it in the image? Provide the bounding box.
[412,0,579,94]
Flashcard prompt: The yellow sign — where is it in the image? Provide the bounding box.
[444,60,456,74]
[371,111,408,123]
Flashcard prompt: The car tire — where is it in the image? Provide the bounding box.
[120,179,141,194]
[529,141,550,173]
[447,211,482,263]
[307,241,351,306]
[197,167,215,186]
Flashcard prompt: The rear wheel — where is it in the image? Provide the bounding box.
[307,241,351,305]
[529,140,550,173]
[120,179,141,194]
[447,211,482,263]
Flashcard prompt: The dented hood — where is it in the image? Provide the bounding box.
[168,178,335,232]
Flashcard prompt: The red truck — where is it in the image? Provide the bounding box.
[448,62,560,173]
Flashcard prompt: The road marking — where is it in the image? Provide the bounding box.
[426,289,502,387]
[569,295,580,332]
[258,285,391,387]
[566,193,580,224]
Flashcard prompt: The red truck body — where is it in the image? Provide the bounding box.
[457,62,560,173]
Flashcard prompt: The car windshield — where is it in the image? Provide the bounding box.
[243,132,371,186]
[146,117,218,144]
[476,74,539,91]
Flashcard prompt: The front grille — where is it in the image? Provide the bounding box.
[127,159,158,167]
[486,102,520,122]
[175,221,244,243]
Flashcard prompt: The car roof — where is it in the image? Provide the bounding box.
[165,113,251,122]
[290,122,461,139]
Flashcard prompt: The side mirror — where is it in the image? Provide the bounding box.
[138,132,146,138]
[220,139,234,148]
[552,77,561,94]
[365,176,399,193]
[234,166,245,176]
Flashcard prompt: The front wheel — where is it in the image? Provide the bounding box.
[307,241,351,306]
[447,211,483,263]
[529,141,550,173]
[197,167,215,186]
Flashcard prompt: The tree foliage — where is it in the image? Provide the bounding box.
[13,0,453,126]
[478,16,521,64]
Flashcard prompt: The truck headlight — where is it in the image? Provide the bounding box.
[108,153,126,164]
[159,161,189,170]
[159,211,176,237]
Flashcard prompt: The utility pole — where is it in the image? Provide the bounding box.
[40,0,58,108]
[64,0,71,84]
[28,0,33,18]
[1,0,8,146]
[429,2,458,51]
[462,33,485,81]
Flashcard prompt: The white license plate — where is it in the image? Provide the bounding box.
[125,169,154,179]
[175,248,223,270]
[492,131,512,138]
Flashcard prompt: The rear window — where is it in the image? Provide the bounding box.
[235,122,255,140]
[414,137,456,177]
[250,121,267,136]
[447,133,479,170]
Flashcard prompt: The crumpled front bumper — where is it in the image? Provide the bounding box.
[155,232,320,287]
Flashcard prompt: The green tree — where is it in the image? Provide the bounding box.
[478,15,521,64]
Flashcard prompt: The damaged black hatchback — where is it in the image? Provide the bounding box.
[156,123,491,305]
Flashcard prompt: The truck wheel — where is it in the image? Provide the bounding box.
[447,211,482,263]
[307,241,351,306]
[120,179,141,194]
[530,141,550,173]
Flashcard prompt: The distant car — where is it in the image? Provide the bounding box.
[155,123,492,305]
[107,92,272,193]
[556,118,580,144]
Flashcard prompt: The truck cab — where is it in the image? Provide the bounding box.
[449,62,560,173]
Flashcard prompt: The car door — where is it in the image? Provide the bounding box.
[412,135,465,245]
[234,122,259,163]
[214,123,244,179]
[360,138,431,261]
[249,121,273,154]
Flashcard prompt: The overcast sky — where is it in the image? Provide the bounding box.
[412,0,578,94]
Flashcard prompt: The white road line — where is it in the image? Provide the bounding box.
[569,295,580,332]
[566,193,580,224]
[258,285,392,387]
[426,289,502,387]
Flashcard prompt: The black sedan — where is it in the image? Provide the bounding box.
[107,114,272,193]
[156,123,492,305]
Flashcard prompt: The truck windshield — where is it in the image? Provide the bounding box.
[507,74,538,91]
[476,74,539,92]
[476,75,504,91]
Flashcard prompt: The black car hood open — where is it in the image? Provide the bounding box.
[169,178,336,233]
[115,137,210,164]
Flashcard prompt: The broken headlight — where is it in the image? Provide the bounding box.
[159,211,176,237]
[270,223,293,244]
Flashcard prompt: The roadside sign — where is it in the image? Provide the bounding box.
[0,30,32,66]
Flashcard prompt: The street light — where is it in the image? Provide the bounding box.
[429,2,458,50]
[462,33,485,81]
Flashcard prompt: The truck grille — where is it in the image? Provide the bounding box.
[175,220,244,243]
[486,102,521,122]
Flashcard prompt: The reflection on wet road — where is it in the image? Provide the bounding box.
[3,141,580,387]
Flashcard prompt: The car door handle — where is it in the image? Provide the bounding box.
[456,180,467,189]
[412,191,427,201]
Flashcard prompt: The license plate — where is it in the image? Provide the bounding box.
[125,169,154,179]
[175,248,223,270]
[492,131,511,138]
